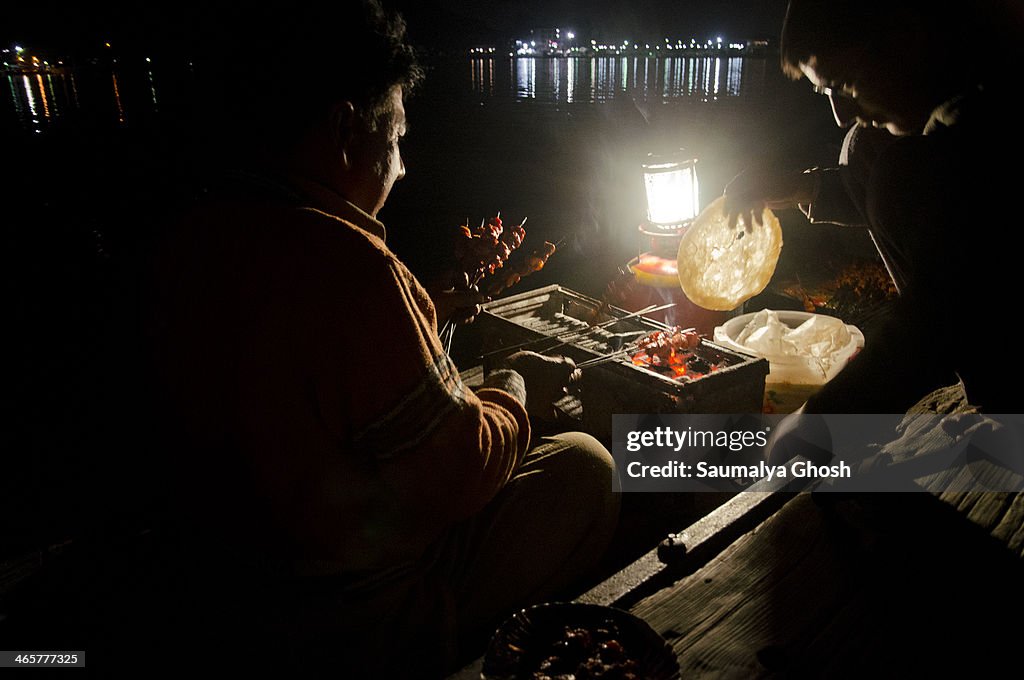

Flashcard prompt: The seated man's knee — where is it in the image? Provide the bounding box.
[546,432,619,516]
[549,431,615,479]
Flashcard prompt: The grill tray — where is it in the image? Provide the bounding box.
[471,285,769,442]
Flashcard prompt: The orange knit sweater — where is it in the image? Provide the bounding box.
[153,176,530,573]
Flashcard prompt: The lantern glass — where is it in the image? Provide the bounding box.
[643,155,699,228]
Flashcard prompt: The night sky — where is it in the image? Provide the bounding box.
[417,0,791,41]
[3,1,791,54]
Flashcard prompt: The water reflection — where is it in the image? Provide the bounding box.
[5,70,69,132]
[68,71,80,108]
[37,74,51,119]
[111,72,125,123]
[4,55,763,135]
[2,63,168,132]
[23,75,40,132]
[147,70,159,110]
[470,55,767,104]
[7,75,22,118]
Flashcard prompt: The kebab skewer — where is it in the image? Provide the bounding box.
[485,238,559,296]
[577,326,702,375]
[440,214,530,353]
[452,214,527,288]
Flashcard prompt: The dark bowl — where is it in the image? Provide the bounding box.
[482,602,680,679]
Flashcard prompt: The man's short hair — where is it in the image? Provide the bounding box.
[195,1,422,152]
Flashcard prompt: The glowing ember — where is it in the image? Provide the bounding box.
[629,327,717,381]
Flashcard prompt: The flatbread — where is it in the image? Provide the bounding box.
[676,196,782,311]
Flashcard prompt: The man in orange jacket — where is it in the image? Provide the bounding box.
[150,2,618,676]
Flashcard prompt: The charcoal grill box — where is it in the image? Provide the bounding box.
[468,285,769,443]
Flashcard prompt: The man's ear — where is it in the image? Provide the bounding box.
[328,101,357,168]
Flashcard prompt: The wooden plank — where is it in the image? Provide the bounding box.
[992,492,1024,546]
[1011,512,1024,556]
[966,492,1013,533]
[576,550,663,608]
[630,492,1024,677]
[631,496,854,677]
[447,465,814,680]
[578,460,814,609]
[447,395,1024,679]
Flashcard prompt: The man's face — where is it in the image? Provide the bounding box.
[345,86,407,217]
[800,52,932,136]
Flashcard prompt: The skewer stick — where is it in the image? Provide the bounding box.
[477,302,676,360]
[576,350,632,368]
[576,325,697,368]
[438,318,455,355]
[453,216,531,351]
[477,303,660,360]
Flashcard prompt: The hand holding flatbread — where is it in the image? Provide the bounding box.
[676,196,782,311]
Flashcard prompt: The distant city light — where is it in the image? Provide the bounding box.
[15,45,24,53]
[104,42,111,48]
[498,32,756,58]
[145,57,152,63]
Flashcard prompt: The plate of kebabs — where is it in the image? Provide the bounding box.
[482,602,680,680]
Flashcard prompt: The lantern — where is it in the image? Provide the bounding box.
[642,152,700,231]
[615,149,730,334]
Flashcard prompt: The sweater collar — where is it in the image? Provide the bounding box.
[286,176,388,242]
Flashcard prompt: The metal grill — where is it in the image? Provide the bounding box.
[468,285,770,442]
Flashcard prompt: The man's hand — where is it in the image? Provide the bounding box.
[430,272,490,326]
[503,351,579,422]
[724,167,820,231]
